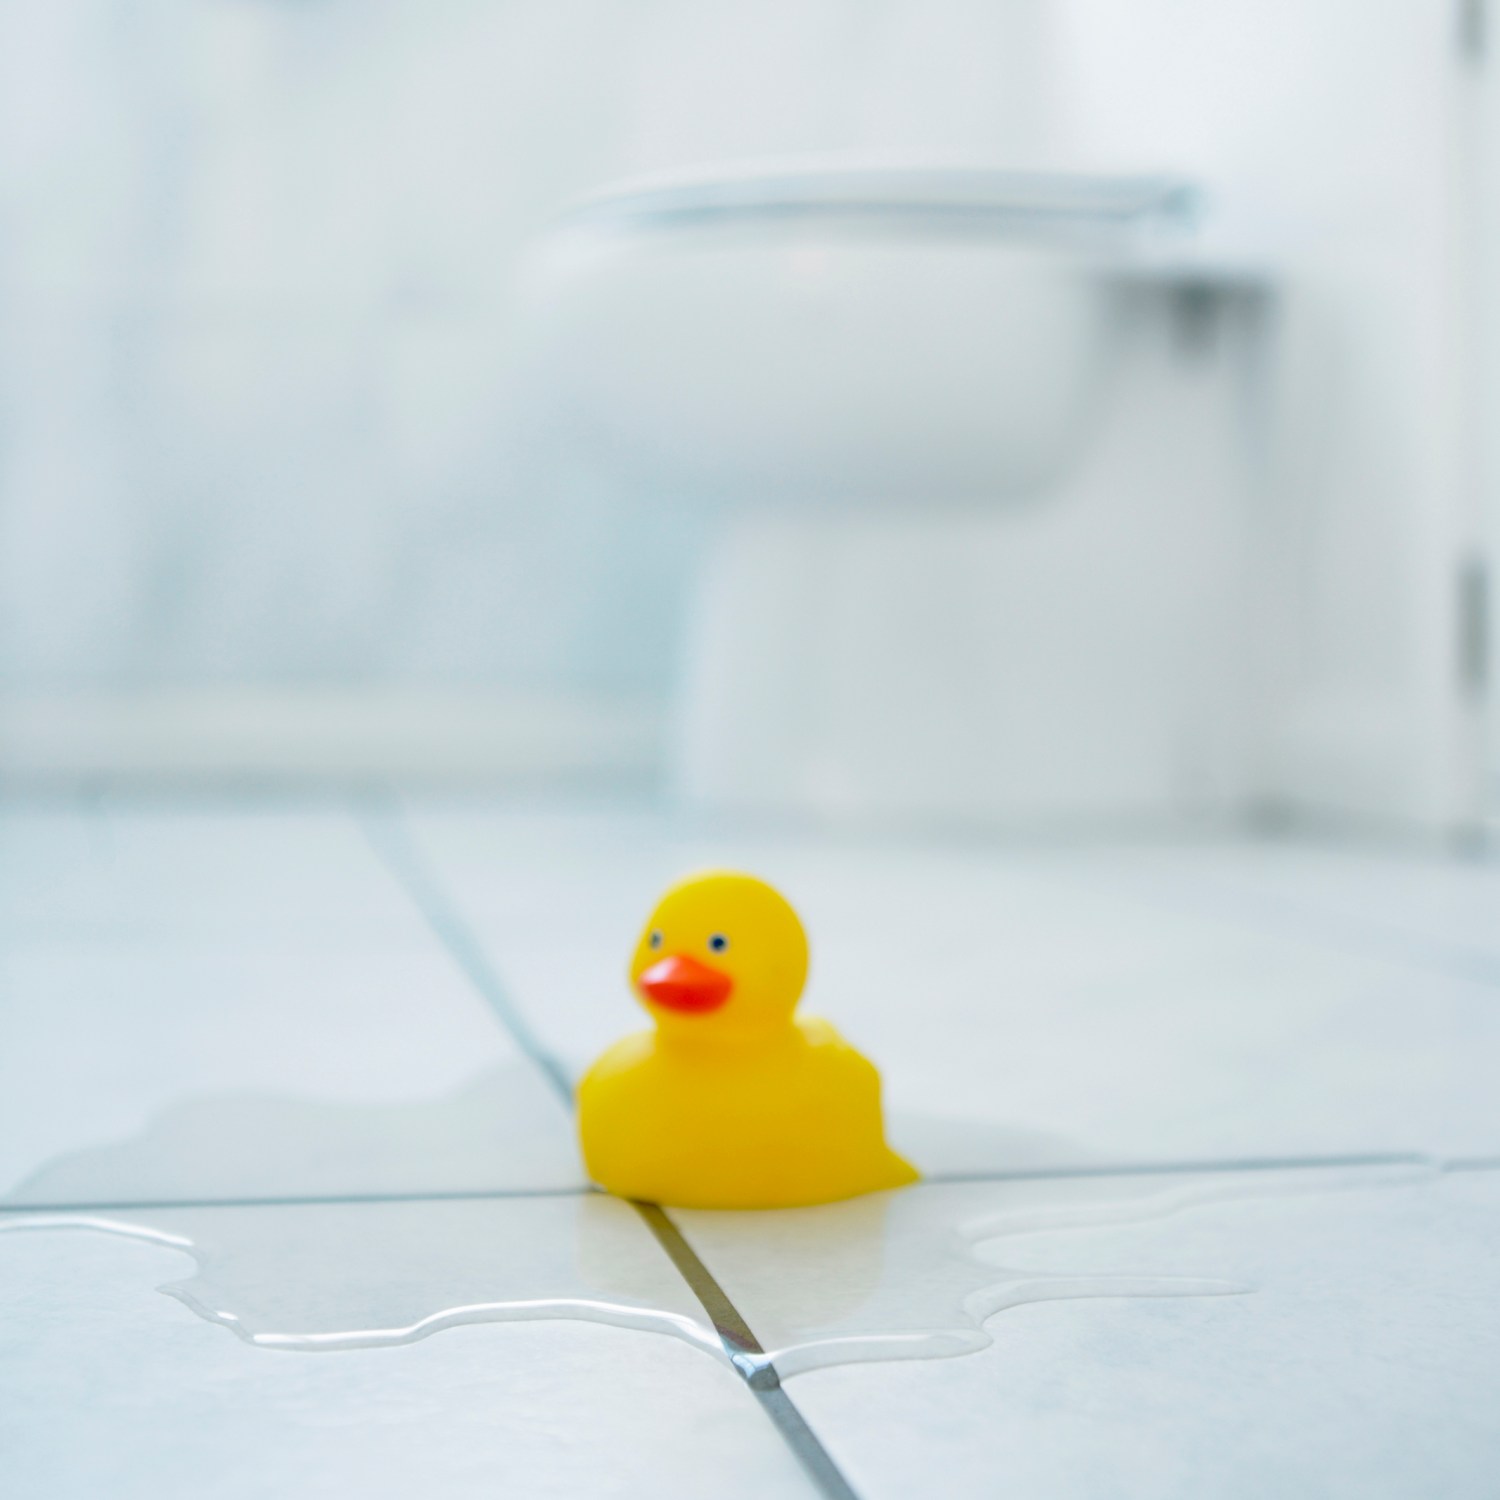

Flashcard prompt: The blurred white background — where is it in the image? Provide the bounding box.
[0,1,1494,835]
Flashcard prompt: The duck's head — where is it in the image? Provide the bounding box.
[629,870,808,1041]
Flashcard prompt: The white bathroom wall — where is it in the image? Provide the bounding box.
[0,0,1064,782]
[0,1,1488,827]
[1047,0,1484,833]
[1479,19,1500,826]
[675,1,1487,833]
[0,0,687,776]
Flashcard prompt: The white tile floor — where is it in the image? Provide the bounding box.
[2,798,1497,1499]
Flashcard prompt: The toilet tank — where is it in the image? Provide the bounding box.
[513,166,1193,506]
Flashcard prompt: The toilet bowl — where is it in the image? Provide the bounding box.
[513,163,1240,826]
[518,166,1192,507]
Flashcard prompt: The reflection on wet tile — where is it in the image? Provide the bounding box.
[7,1063,584,1206]
[0,946,566,1199]
[1,1193,715,1357]
[0,803,579,1200]
[0,1228,808,1500]
[674,1162,1431,1377]
[788,1171,1500,1500]
[888,1112,1099,1178]
[10,1153,1427,1389]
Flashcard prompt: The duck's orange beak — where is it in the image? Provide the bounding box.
[637,954,734,1014]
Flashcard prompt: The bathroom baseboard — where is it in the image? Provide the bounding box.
[0,688,665,790]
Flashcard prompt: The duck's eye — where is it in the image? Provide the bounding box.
[708,933,729,953]
[648,930,663,950]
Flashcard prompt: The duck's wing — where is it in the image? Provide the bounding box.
[797,1015,847,1049]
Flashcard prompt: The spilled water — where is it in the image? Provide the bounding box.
[674,1161,1432,1378]
[1,1195,720,1358]
[0,1084,1435,1378]
[6,1061,585,1206]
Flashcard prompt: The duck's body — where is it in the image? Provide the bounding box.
[577,870,918,1210]
[580,1016,917,1209]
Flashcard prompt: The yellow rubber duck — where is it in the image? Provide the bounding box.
[577,870,918,1209]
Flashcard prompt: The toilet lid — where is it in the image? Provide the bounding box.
[560,161,1197,235]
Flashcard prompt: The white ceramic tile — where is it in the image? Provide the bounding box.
[670,1163,1429,1377]
[0,806,436,948]
[795,853,1500,1166]
[0,806,583,1201]
[397,805,678,1069]
[0,1222,811,1500]
[786,1170,1500,1500]
[1074,841,1500,976]
[407,808,1500,1165]
[1,1193,717,1356]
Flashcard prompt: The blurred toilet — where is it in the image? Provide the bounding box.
[515,163,1257,827]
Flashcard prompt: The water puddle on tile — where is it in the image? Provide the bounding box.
[0,1076,1434,1377]
[0,1194,722,1357]
[675,1159,1436,1378]
[890,1110,1103,1178]
[4,1062,585,1205]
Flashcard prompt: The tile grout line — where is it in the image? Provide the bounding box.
[359,803,575,1105]
[0,1187,595,1215]
[634,1202,859,1500]
[352,803,1500,1496]
[10,1150,1492,1220]
[918,1151,1437,1185]
[357,801,864,1500]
